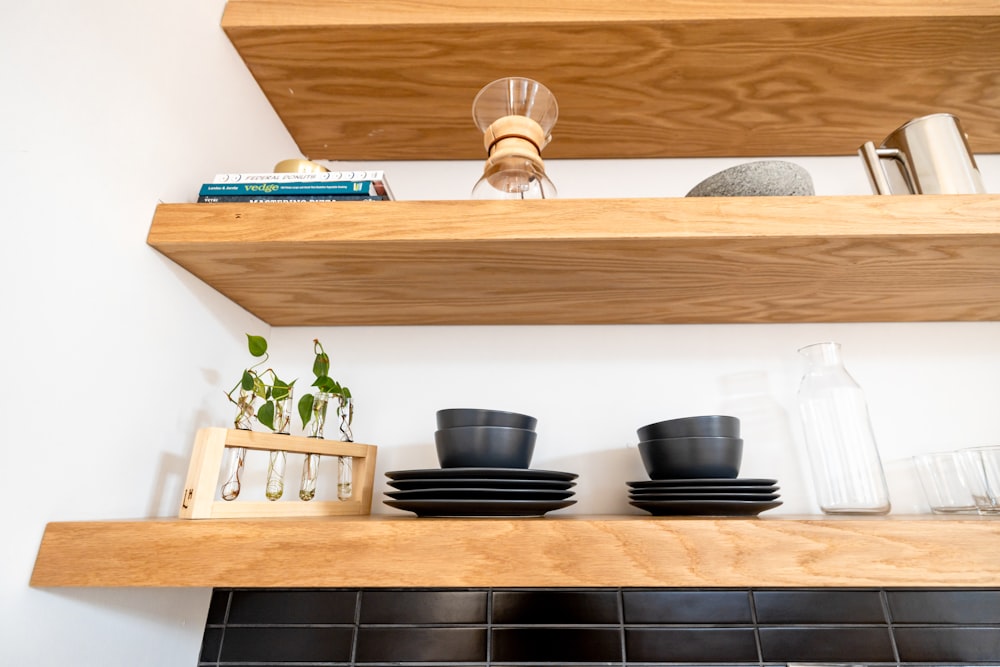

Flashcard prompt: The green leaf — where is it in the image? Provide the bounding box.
[257,400,275,430]
[240,370,254,391]
[271,377,292,400]
[341,386,352,399]
[252,376,268,399]
[314,376,341,394]
[298,394,314,428]
[311,340,330,378]
[313,351,330,379]
[246,334,268,357]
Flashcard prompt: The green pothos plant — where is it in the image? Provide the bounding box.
[226,334,296,432]
[298,338,352,436]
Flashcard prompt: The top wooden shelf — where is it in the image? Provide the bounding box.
[30,515,1000,588]
[220,0,1000,159]
[146,194,1000,326]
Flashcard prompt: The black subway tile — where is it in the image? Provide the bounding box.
[219,626,353,662]
[227,589,357,625]
[887,589,1000,624]
[199,627,222,664]
[626,627,758,662]
[355,627,486,663]
[359,589,487,624]
[200,586,1000,665]
[205,589,230,625]
[492,589,619,624]
[492,627,622,662]
[759,626,895,663]
[895,626,1000,661]
[753,589,886,624]
[624,590,752,624]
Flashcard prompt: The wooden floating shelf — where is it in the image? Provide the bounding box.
[146,194,1000,326]
[30,515,1000,588]
[220,0,1000,159]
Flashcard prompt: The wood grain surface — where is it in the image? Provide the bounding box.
[146,194,1000,325]
[30,515,1000,588]
[220,0,1000,159]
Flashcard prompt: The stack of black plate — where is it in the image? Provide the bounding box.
[384,468,577,517]
[627,478,782,516]
[385,408,578,517]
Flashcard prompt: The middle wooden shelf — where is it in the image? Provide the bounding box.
[146,194,1000,326]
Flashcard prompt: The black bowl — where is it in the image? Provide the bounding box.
[436,408,537,431]
[637,436,743,479]
[435,425,537,468]
[637,415,740,441]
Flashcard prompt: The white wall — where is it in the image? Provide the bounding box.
[3,1,999,664]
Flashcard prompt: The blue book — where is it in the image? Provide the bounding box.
[199,180,382,196]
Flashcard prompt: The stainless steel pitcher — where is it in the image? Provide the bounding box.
[859,113,985,195]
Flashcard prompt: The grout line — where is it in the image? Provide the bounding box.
[486,587,493,667]
[879,587,902,666]
[215,588,234,667]
[748,587,764,667]
[350,588,362,666]
[618,587,627,667]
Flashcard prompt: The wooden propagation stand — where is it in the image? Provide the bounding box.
[179,427,377,519]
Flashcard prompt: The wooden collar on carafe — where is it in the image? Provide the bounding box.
[483,115,549,170]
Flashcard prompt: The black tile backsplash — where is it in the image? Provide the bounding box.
[205,590,229,626]
[199,627,222,664]
[626,627,759,662]
[754,589,887,624]
[200,587,1000,666]
[359,589,487,624]
[887,589,1000,624]
[493,627,622,662]
[758,626,896,663]
[219,626,354,663]
[624,589,752,623]
[894,626,1000,662]
[355,626,486,662]
[492,589,620,624]
[227,589,357,625]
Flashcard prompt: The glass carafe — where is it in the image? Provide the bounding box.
[471,77,558,199]
[797,342,891,514]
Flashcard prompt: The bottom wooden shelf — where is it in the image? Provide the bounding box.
[30,515,1000,588]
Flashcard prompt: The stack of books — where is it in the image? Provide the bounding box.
[197,170,394,202]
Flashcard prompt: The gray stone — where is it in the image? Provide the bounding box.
[685,160,815,197]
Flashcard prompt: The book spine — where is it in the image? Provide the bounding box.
[212,170,386,183]
[199,180,382,196]
[198,194,388,202]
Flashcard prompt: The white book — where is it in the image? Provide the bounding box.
[213,170,387,183]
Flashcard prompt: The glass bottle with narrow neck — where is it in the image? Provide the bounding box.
[797,342,891,514]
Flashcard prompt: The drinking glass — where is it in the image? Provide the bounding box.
[912,451,976,513]
[959,446,1000,515]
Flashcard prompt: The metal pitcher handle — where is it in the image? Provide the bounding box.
[859,141,910,195]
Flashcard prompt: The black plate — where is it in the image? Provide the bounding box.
[627,478,777,488]
[384,498,577,517]
[629,485,778,495]
[388,477,576,491]
[386,468,578,481]
[385,487,575,501]
[630,499,782,516]
[628,492,780,502]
